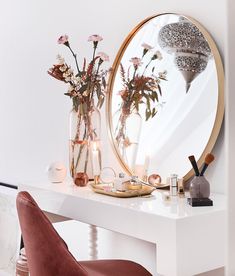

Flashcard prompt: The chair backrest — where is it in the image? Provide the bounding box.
[16,191,88,276]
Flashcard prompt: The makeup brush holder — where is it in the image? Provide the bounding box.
[189,176,210,198]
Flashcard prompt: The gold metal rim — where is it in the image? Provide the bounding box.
[106,13,225,181]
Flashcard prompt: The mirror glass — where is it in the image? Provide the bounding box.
[107,14,224,182]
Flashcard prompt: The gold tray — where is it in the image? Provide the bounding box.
[152,183,169,189]
[90,183,155,198]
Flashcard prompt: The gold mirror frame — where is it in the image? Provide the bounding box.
[106,13,224,181]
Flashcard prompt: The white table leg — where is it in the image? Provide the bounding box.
[89,224,98,260]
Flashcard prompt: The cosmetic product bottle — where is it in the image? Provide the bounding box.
[114,173,125,191]
[177,178,185,197]
[189,175,210,198]
[170,174,178,196]
[124,176,142,190]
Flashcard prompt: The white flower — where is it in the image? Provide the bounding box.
[59,65,67,72]
[65,77,71,82]
[72,75,81,84]
[141,43,153,50]
[63,71,72,82]
[88,34,103,42]
[155,51,163,60]
[67,68,73,75]
[97,52,109,62]
[159,70,167,79]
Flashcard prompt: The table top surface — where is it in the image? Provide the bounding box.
[18,178,226,221]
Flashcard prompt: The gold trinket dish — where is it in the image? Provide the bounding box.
[90,183,155,198]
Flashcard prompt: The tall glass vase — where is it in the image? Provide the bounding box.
[114,107,142,171]
[69,105,101,180]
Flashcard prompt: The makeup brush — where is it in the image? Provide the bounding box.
[200,153,215,176]
[188,155,200,176]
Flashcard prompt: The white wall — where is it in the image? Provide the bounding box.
[226,0,235,275]
[0,0,226,194]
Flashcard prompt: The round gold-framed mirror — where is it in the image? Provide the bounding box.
[107,13,224,182]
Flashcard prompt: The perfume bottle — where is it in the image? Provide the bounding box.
[170,174,178,196]
[114,173,125,191]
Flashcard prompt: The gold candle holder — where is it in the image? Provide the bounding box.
[94,175,100,185]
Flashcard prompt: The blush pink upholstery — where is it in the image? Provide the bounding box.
[16,191,152,276]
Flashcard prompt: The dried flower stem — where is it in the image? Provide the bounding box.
[68,45,80,74]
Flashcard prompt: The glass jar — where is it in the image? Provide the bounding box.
[69,105,101,180]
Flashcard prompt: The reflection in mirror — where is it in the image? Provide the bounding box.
[108,14,224,183]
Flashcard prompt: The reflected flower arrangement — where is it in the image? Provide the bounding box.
[115,43,167,150]
[118,43,167,121]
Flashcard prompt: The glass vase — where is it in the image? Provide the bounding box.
[114,107,142,171]
[69,105,101,180]
[189,176,210,198]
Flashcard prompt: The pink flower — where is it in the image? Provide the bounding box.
[141,43,153,50]
[58,35,69,45]
[88,34,103,42]
[97,52,109,62]
[130,57,142,66]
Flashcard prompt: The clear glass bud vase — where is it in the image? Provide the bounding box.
[69,105,101,180]
[114,107,142,171]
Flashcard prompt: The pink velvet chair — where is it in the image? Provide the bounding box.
[16,191,152,276]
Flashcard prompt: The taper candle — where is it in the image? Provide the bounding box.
[91,142,100,176]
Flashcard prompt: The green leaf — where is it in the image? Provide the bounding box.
[158,85,162,96]
[152,108,158,118]
[153,91,159,102]
[145,109,151,121]
[149,93,155,102]
[97,96,105,109]
[146,97,150,110]
[79,84,88,94]
[102,76,106,88]
[64,92,71,97]
[96,84,101,98]
[134,99,139,111]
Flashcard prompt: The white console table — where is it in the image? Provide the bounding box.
[18,180,226,276]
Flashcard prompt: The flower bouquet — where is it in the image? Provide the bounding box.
[48,34,110,179]
[114,43,167,168]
